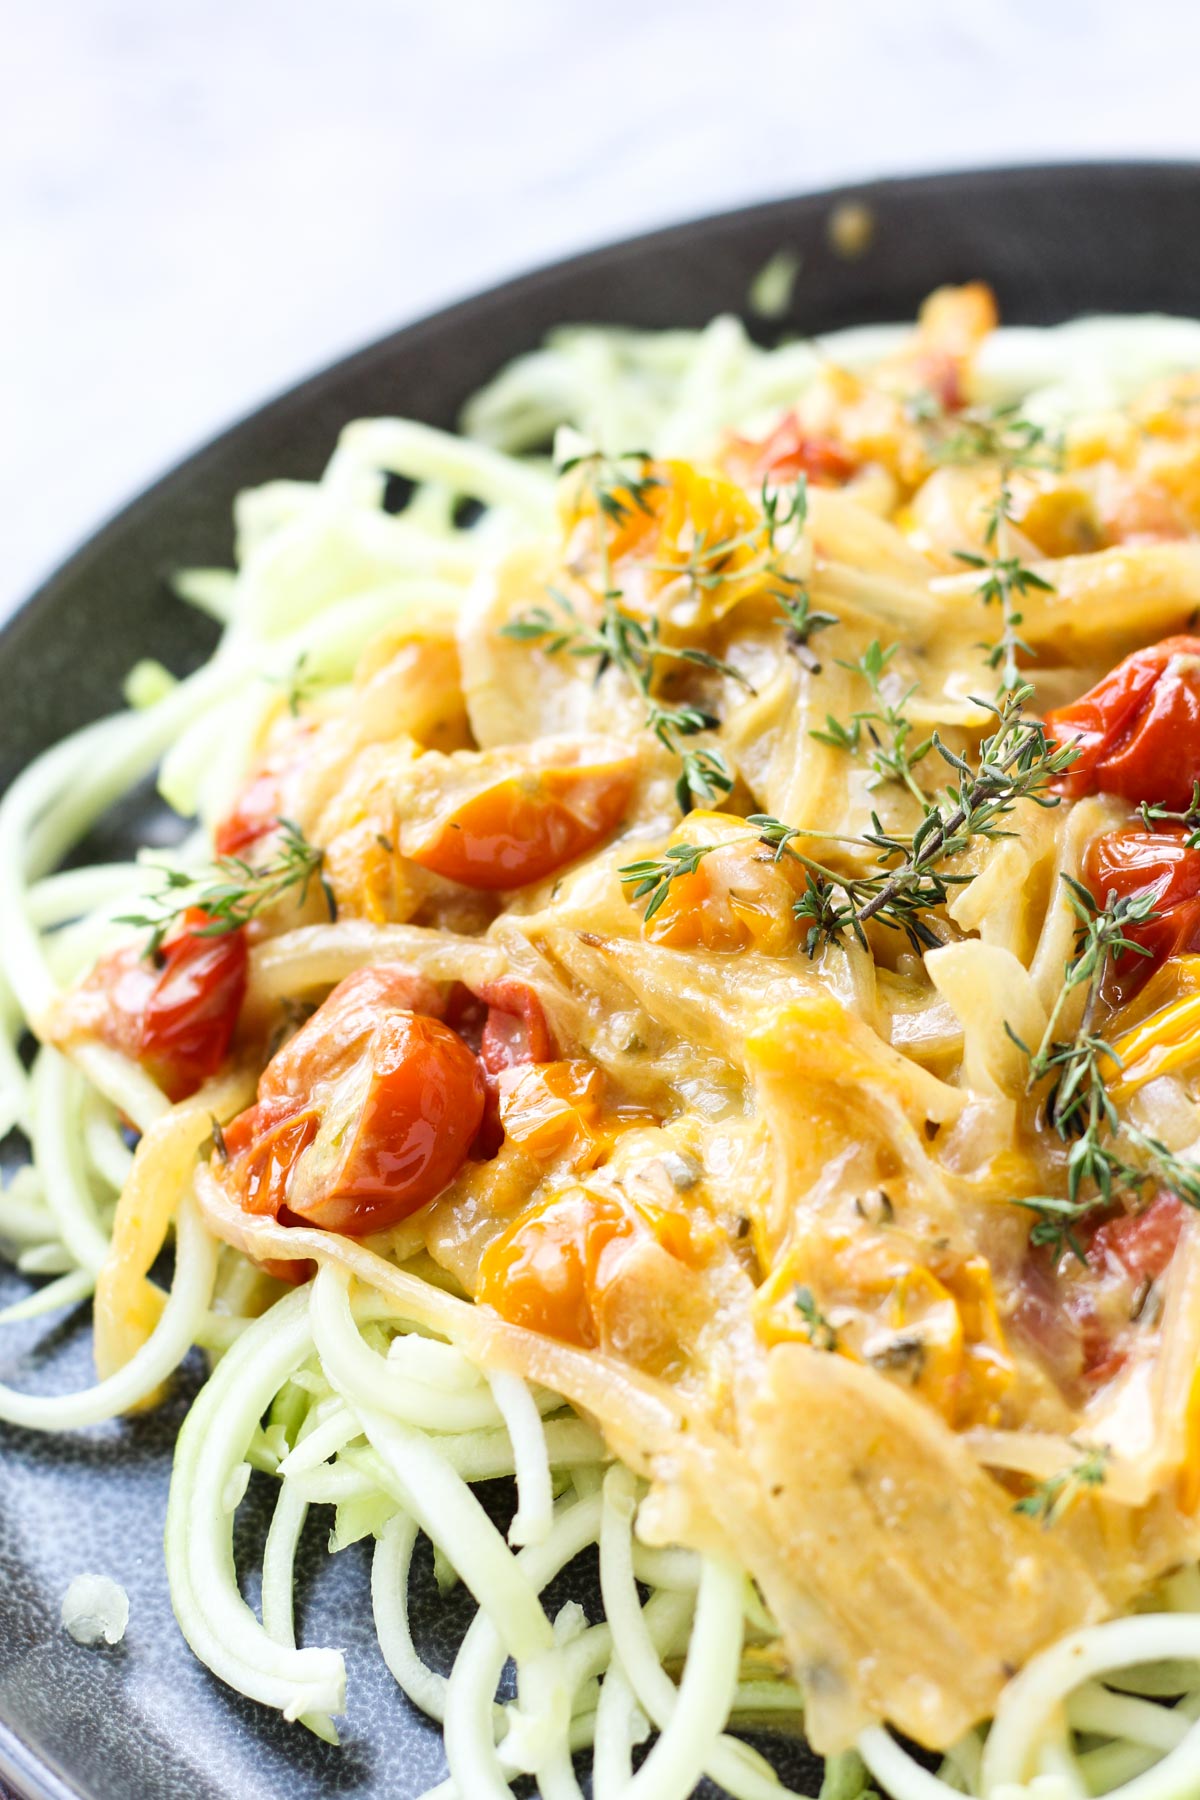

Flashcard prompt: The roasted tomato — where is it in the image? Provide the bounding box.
[476,1188,698,1348]
[628,811,807,955]
[497,1060,606,1165]
[402,739,635,891]
[1105,955,1200,1098]
[214,726,317,858]
[80,909,247,1102]
[475,978,558,1074]
[1045,636,1200,811]
[1015,1194,1186,1393]
[1089,1191,1185,1287]
[1083,826,1200,1000]
[218,963,484,1235]
[724,414,860,489]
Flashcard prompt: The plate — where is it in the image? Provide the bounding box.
[4,162,1200,1800]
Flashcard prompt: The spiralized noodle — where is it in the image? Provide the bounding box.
[10,295,1200,1800]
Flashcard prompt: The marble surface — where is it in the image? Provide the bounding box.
[5,0,1200,628]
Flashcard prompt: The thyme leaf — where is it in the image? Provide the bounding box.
[1012,876,1200,1258]
[499,586,744,814]
[119,817,334,959]
[794,1284,839,1352]
[1139,779,1200,848]
[1013,1444,1108,1527]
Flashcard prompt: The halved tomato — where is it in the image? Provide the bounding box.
[476,1188,697,1348]
[217,963,484,1235]
[1046,636,1200,812]
[403,739,635,890]
[80,907,247,1102]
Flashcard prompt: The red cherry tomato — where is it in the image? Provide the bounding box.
[140,917,248,1100]
[83,908,247,1102]
[726,413,859,488]
[219,963,484,1236]
[1089,1191,1184,1285]
[1045,636,1200,811]
[214,726,318,858]
[1083,825,1200,999]
[475,978,558,1075]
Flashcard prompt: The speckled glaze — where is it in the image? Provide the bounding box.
[3,166,1200,1800]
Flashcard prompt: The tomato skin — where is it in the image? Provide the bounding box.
[1083,826,1200,999]
[476,1191,639,1348]
[727,414,859,488]
[477,1188,699,1348]
[475,978,557,1075]
[218,963,483,1237]
[497,1060,606,1163]
[404,754,635,891]
[82,908,247,1101]
[1045,636,1200,811]
[292,1012,485,1235]
[1089,1191,1184,1285]
[1012,1193,1186,1393]
[223,1100,320,1216]
[214,727,317,858]
[214,770,283,858]
[139,914,249,1100]
[261,964,445,1095]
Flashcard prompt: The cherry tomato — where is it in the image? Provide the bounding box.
[1045,636,1200,811]
[475,978,557,1074]
[404,743,635,891]
[83,908,247,1102]
[222,1100,320,1217]
[630,812,808,955]
[1089,1191,1184,1285]
[497,1060,606,1163]
[476,1190,696,1348]
[1083,826,1200,999]
[218,963,484,1236]
[726,414,860,489]
[214,726,317,858]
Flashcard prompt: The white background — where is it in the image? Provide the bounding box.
[5,0,1200,625]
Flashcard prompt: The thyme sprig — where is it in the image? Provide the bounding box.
[621,684,1077,956]
[501,586,750,813]
[794,1284,839,1352]
[812,640,933,802]
[1011,876,1200,1259]
[120,817,335,960]
[619,842,718,921]
[831,684,1076,947]
[560,447,662,527]
[268,651,327,719]
[777,584,839,672]
[954,477,1054,695]
[1139,780,1200,847]
[942,404,1064,695]
[936,402,1064,474]
[1013,1443,1108,1527]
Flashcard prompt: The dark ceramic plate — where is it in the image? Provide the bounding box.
[4,163,1200,1800]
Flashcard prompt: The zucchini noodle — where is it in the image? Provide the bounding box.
[9,294,1200,1800]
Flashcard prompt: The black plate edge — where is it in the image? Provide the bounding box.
[3,157,1200,1800]
[5,157,1200,669]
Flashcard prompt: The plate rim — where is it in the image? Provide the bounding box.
[6,156,1200,658]
[4,155,1200,1800]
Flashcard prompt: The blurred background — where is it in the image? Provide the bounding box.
[5,0,1200,624]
